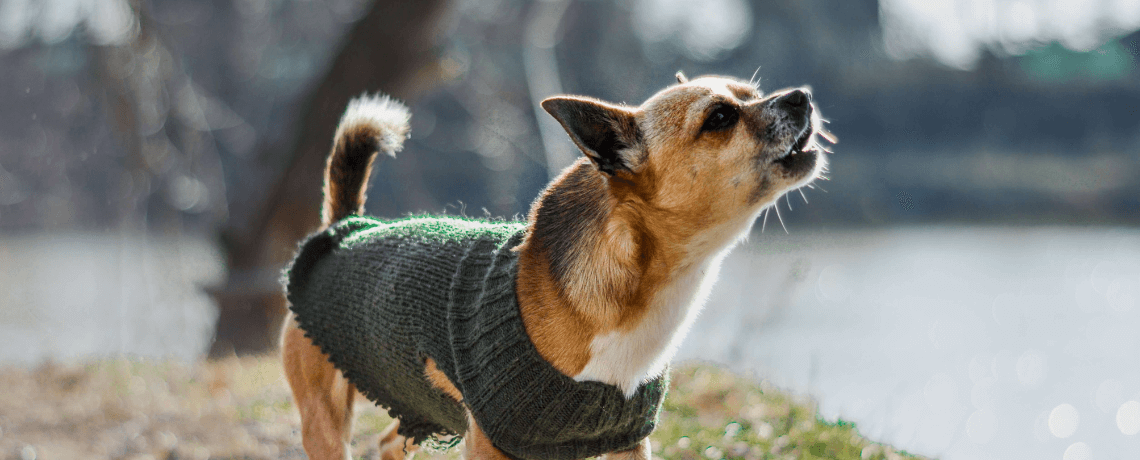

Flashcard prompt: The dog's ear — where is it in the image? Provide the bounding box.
[541,96,642,175]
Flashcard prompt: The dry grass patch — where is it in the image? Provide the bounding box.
[0,357,930,460]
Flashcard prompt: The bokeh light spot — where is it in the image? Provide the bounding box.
[966,408,997,444]
[1117,401,1140,436]
[1062,441,1091,460]
[631,0,752,61]
[816,264,852,303]
[1049,403,1080,438]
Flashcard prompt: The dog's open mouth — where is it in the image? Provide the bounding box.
[772,125,817,172]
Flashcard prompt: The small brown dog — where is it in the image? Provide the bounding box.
[281,72,831,460]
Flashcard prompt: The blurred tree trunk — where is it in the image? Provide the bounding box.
[209,0,451,356]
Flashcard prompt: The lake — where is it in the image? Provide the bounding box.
[679,226,1140,460]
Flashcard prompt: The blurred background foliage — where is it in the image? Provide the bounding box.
[1,0,1138,354]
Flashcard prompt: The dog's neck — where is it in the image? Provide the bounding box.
[517,160,748,395]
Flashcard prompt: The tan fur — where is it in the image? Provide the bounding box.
[281,316,358,460]
[424,358,463,402]
[378,420,420,460]
[603,439,652,460]
[282,75,830,459]
[521,78,827,386]
[463,411,516,460]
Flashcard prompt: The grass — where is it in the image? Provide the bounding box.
[0,356,931,460]
[652,366,927,460]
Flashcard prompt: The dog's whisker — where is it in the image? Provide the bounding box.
[785,193,793,210]
[761,207,770,233]
[798,188,809,204]
[773,201,789,234]
[816,127,838,144]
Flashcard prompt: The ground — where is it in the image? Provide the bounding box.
[0,356,930,460]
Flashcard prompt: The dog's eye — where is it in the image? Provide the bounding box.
[701,104,738,132]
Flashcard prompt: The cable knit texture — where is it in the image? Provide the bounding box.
[285,216,668,460]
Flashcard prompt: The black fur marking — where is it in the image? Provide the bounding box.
[542,98,642,176]
[529,161,608,288]
[747,175,774,205]
[592,130,626,175]
[700,104,739,132]
[325,126,381,224]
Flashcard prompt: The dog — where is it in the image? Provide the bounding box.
[281,72,832,460]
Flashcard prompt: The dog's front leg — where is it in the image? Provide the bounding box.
[282,315,357,460]
[603,439,652,460]
[461,411,514,460]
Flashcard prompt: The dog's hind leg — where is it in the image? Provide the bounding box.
[378,420,420,460]
[462,411,514,460]
[603,439,651,460]
[282,313,357,460]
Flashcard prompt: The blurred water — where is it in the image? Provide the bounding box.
[679,226,1140,460]
[0,233,223,364]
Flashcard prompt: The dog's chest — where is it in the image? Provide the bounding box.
[573,253,726,396]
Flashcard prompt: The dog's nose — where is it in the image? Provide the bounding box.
[776,89,811,116]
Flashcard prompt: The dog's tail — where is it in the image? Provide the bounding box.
[321,94,411,226]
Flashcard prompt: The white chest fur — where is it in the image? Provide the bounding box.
[572,249,730,396]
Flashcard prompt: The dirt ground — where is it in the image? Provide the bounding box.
[0,356,422,460]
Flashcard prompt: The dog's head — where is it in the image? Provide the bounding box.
[542,73,830,241]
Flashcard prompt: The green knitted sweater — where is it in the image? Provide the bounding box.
[285,216,667,460]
